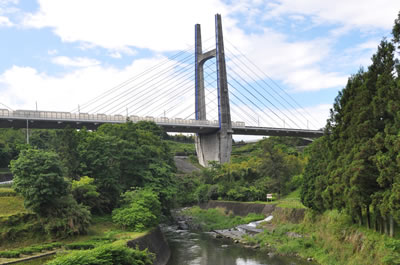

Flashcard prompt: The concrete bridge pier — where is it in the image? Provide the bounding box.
[195,14,232,167]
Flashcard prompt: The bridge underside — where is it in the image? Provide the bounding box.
[0,118,323,138]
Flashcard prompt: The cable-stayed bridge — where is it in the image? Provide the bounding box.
[0,14,323,166]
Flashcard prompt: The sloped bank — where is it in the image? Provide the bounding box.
[127,226,170,265]
[201,200,305,223]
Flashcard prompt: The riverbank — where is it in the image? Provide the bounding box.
[180,200,400,265]
[0,213,171,265]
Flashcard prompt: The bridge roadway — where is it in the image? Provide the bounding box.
[0,110,324,138]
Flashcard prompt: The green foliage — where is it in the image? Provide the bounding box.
[301,16,400,234]
[166,140,196,156]
[0,250,20,258]
[46,243,153,265]
[244,209,400,265]
[178,136,306,205]
[41,195,91,237]
[0,187,17,197]
[10,149,69,216]
[65,242,96,250]
[0,128,25,168]
[9,149,91,237]
[71,176,100,210]
[0,242,63,257]
[112,188,161,231]
[182,206,264,231]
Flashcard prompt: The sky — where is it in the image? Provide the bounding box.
[0,0,400,135]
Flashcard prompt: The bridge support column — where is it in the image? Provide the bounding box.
[195,14,232,167]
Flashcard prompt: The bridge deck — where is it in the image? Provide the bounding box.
[0,110,324,138]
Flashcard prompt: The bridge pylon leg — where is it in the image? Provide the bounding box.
[195,14,232,167]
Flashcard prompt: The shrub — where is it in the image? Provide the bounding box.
[0,250,20,258]
[46,243,153,265]
[41,195,91,238]
[71,176,100,210]
[0,187,16,197]
[65,242,96,250]
[10,149,69,216]
[112,188,161,231]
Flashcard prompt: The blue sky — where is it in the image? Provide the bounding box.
[0,0,399,131]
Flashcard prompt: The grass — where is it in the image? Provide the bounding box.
[0,215,148,264]
[215,189,306,209]
[0,196,27,217]
[242,207,400,265]
[182,206,265,231]
[201,189,400,264]
[58,215,145,245]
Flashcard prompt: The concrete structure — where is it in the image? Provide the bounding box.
[0,109,323,138]
[195,14,233,167]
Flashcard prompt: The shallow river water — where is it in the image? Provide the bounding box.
[164,226,314,265]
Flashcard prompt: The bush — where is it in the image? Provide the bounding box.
[71,176,100,210]
[41,195,91,238]
[0,187,16,197]
[46,243,153,265]
[0,250,20,258]
[65,242,96,250]
[183,206,264,231]
[112,188,161,231]
[10,149,69,216]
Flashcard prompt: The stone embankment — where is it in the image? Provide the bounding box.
[127,226,171,265]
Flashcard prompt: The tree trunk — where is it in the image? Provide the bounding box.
[358,207,363,226]
[366,206,371,229]
[390,215,394,237]
[374,213,378,232]
[384,216,388,235]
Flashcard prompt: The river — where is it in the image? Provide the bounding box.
[163,226,314,265]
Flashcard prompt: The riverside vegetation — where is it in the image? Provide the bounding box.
[0,11,400,265]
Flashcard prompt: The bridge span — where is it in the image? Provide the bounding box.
[0,109,323,138]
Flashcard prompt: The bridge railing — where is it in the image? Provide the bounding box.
[0,109,246,127]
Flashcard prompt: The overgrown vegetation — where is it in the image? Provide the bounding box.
[301,11,400,237]
[46,243,153,265]
[244,208,400,265]
[112,188,161,231]
[174,136,306,206]
[182,206,264,231]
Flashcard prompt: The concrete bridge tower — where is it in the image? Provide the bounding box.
[195,14,233,167]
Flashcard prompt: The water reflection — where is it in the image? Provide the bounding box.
[164,226,312,265]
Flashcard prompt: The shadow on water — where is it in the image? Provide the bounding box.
[164,226,314,265]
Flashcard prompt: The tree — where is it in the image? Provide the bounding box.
[300,15,400,235]
[10,149,69,216]
[10,148,91,237]
[112,188,161,231]
[71,176,100,211]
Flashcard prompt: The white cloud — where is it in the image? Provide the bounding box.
[47,49,58,55]
[23,0,232,52]
[0,15,12,26]
[225,28,348,91]
[230,102,330,130]
[52,56,101,67]
[264,0,400,30]
[0,57,196,118]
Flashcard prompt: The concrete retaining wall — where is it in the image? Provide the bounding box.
[127,226,170,265]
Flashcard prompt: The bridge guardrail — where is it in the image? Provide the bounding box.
[0,109,246,127]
